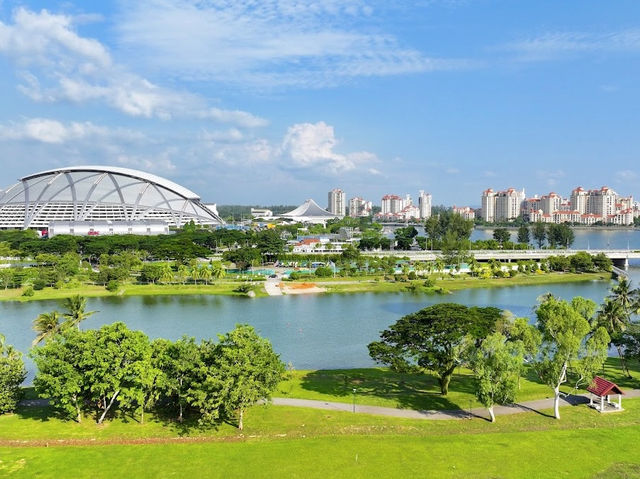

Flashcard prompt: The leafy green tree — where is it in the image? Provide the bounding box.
[32,311,62,346]
[569,252,594,272]
[255,229,285,261]
[368,303,500,395]
[0,334,26,414]
[153,337,202,422]
[516,224,530,244]
[492,228,511,246]
[532,222,546,248]
[215,325,285,430]
[470,332,523,422]
[86,323,152,424]
[223,247,261,271]
[31,328,89,422]
[534,295,609,419]
[62,295,96,330]
[140,264,163,284]
[547,224,575,249]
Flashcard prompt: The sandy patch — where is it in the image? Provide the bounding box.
[279,282,326,295]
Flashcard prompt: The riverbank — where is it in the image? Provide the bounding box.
[0,281,269,303]
[319,272,611,295]
[0,272,612,302]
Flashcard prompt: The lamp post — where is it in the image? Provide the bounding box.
[352,388,357,413]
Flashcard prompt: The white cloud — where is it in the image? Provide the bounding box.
[505,29,640,61]
[0,8,266,124]
[198,108,268,128]
[0,118,144,144]
[281,121,378,174]
[616,170,638,182]
[115,0,471,88]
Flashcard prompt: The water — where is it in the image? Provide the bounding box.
[3,266,639,381]
[470,228,640,250]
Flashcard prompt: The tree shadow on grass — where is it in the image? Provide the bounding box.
[299,368,468,412]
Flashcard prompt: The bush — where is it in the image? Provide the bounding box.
[106,280,120,292]
[408,271,417,280]
[234,284,254,294]
[32,278,46,290]
[314,266,333,277]
[423,278,435,287]
[22,286,34,297]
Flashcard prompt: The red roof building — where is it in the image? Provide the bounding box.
[587,376,625,413]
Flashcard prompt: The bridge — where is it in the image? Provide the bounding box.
[360,249,640,269]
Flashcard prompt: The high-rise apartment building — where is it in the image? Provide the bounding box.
[418,190,432,219]
[570,187,589,214]
[327,188,346,217]
[481,188,496,222]
[482,187,525,222]
[348,197,372,217]
[540,192,562,215]
[381,194,404,215]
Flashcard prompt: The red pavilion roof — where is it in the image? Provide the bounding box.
[587,376,624,397]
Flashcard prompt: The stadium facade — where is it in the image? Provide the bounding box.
[0,166,224,230]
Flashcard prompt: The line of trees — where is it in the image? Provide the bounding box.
[30,322,284,427]
[368,281,640,421]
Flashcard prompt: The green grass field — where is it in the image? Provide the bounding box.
[1,400,640,478]
[323,272,611,294]
[0,281,269,302]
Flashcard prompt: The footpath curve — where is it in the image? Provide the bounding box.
[272,389,640,421]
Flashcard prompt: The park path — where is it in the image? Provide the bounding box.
[272,389,640,421]
[263,278,283,296]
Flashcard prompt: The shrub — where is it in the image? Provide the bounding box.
[106,280,120,292]
[314,266,333,277]
[32,278,46,290]
[408,271,417,280]
[423,278,435,287]
[234,284,254,294]
[22,286,34,297]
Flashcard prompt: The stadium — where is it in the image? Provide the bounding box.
[0,166,224,230]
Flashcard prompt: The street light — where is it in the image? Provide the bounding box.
[352,388,357,413]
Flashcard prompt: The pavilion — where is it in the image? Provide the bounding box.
[279,199,340,225]
[587,376,625,413]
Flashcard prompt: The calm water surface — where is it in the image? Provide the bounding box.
[4,265,639,380]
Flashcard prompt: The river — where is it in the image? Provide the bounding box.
[3,265,639,380]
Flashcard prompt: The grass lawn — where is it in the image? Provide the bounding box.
[0,281,268,302]
[276,358,640,410]
[322,272,611,294]
[1,399,640,478]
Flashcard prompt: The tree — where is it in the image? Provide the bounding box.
[62,295,96,330]
[597,298,631,377]
[214,325,285,430]
[368,303,500,395]
[84,323,152,424]
[151,337,202,422]
[32,328,89,422]
[470,332,523,422]
[223,247,261,271]
[569,252,594,272]
[547,224,574,249]
[534,295,609,419]
[210,261,226,282]
[516,224,530,245]
[492,228,511,246]
[532,222,546,248]
[0,334,26,414]
[32,310,62,346]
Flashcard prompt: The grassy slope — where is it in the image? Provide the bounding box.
[1,400,640,478]
[0,281,268,302]
[276,358,640,410]
[323,272,611,294]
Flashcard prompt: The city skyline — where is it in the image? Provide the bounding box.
[1,1,640,205]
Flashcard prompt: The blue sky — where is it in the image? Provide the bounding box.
[0,0,639,207]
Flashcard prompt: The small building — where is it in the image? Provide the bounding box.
[587,376,625,413]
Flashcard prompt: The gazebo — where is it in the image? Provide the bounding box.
[587,376,625,413]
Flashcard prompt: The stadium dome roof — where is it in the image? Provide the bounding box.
[0,165,223,229]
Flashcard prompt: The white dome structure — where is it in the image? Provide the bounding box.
[0,166,224,229]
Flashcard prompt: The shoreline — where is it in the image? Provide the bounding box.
[0,272,613,303]
[474,225,639,231]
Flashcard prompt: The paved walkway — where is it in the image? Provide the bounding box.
[263,278,283,296]
[272,389,640,421]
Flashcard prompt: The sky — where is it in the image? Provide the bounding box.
[0,0,639,207]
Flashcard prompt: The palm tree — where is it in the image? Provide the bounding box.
[210,261,225,282]
[32,311,62,346]
[160,263,174,284]
[62,295,97,330]
[598,298,632,377]
[609,278,640,316]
